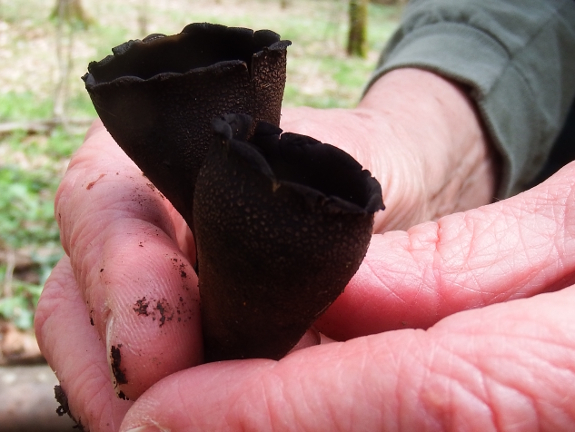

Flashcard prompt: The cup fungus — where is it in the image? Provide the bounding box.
[196,114,384,361]
[82,23,291,228]
[83,24,384,362]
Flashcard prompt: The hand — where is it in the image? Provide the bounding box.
[35,68,575,430]
[36,155,575,430]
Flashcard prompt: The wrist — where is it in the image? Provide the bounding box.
[360,68,499,226]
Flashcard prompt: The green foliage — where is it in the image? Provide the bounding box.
[0,277,44,330]
[0,128,80,328]
[0,165,59,248]
[45,126,86,158]
[0,128,81,249]
[0,93,54,121]
[0,92,95,123]
[0,156,63,329]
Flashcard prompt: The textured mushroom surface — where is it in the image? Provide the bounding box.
[195,114,384,361]
[84,24,384,362]
[83,23,291,228]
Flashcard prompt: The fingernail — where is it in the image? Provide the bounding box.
[106,316,124,394]
[124,427,162,432]
[106,315,115,379]
[106,314,114,347]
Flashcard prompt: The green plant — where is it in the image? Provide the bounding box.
[0,166,60,249]
[0,276,44,329]
[0,92,54,121]
[0,159,64,329]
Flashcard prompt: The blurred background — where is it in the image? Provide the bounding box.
[0,0,401,429]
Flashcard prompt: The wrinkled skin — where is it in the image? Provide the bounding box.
[35,69,575,431]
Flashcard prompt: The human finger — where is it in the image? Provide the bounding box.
[120,286,575,431]
[55,121,202,400]
[316,161,575,340]
[34,256,132,432]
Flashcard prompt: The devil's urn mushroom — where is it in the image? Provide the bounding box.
[83,25,384,363]
[195,114,384,361]
[83,23,291,228]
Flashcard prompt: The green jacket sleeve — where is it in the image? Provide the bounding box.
[367,0,575,198]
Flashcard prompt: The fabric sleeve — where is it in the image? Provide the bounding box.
[366,0,575,198]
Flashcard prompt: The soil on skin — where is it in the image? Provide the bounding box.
[55,384,86,431]
[110,344,127,385]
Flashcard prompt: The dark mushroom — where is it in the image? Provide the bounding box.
[195,114,384,361]
[82,23,291,228]
[83,24,385,363]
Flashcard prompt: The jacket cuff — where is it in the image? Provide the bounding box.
[366,1,575,198]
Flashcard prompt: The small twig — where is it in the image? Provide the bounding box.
[137,0,150,37]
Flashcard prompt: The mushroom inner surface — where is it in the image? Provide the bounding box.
[88,24,281,83]
[248,124,380,212]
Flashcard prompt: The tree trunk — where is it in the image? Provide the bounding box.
[50,0,92,122]
[137,0,150,37]
[347,0,368,58]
